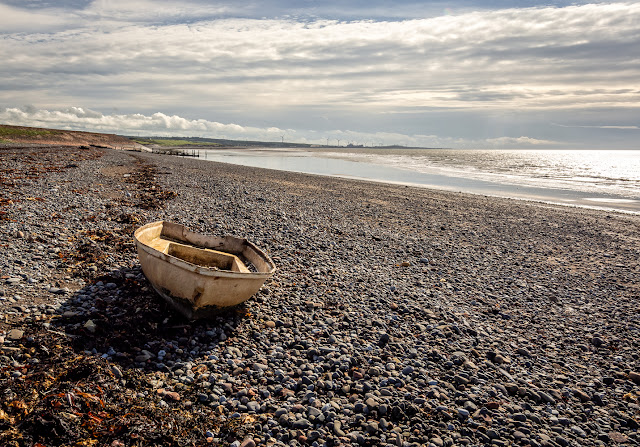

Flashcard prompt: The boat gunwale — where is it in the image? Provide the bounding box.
[134,221,276,279]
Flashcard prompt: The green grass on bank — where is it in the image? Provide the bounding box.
[133,138,221,147]
[0,126,62,139]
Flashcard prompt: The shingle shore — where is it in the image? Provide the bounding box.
[1,145,639,446]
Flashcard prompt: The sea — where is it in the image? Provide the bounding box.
[198,147,640,214]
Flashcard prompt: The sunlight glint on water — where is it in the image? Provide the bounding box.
[200,148,640,213]
[319,149,640,198]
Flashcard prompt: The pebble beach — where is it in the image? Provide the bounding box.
[1,145,639,446]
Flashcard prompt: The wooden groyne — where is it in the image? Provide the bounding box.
[151,148,200,157]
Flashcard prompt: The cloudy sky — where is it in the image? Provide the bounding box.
[1,0,639,148]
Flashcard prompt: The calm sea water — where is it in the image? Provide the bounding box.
[200,148,640,213]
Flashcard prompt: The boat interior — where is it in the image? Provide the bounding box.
[148,237,250,273]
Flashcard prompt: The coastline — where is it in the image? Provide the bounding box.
[1,146,639,446]
[197,147,640,215]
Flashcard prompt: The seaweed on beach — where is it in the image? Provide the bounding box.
[3,144,640,447]
[123,156,179,210]
[56,228,135,279]
[0,325,250,447]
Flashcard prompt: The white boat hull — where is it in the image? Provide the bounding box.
[134,221,275,319]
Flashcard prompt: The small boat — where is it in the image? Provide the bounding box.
[134,221,276,319]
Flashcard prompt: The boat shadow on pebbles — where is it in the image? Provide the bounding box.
[53,266,260,370]
[0,265,274,446]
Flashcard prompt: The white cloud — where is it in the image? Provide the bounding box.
[2,3,639,111]
[485,136,560,147]
[1,2,640,148]
[1,106,562,148]
[553,123,640,130]
[1,106,264,137]
[79,0,233,23]
[0,3,76,32]
[0,1,238,32]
